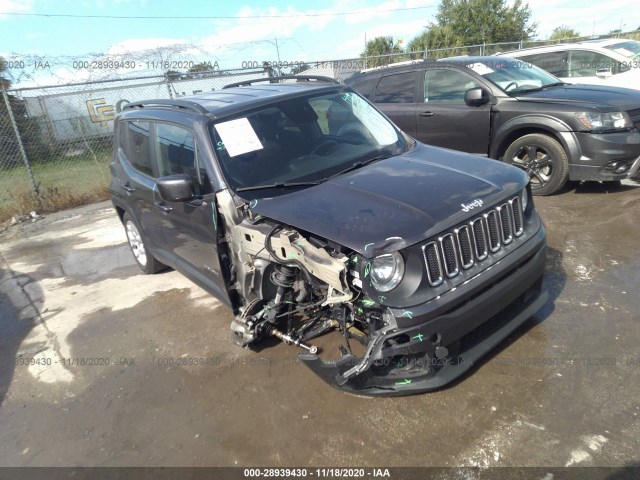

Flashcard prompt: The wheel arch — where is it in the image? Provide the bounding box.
[491,115,580,163]
[114,205,126,223]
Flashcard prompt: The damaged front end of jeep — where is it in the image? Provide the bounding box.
[215,184,547,396]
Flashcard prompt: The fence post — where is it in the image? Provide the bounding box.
[1,88,41,200]
[165,73,175,99]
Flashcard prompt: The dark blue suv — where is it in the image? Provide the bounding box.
[110,76,547,395]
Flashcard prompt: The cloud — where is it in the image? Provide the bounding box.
[361,18,428,42]
[199,5,334,53]
[0,0,33,19]
[106,38,189,55]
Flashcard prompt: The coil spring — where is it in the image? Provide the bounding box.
[270,264,296,289]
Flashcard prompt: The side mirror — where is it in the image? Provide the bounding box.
[464,87,489,106]
[157,174,195,203]
[596,67,612,78]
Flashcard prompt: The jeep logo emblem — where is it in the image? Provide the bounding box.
[461,199,483,212]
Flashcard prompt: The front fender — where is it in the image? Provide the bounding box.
[490,114,581,163]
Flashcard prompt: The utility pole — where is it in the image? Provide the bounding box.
[364,33,367,69]
[274,37,282,75]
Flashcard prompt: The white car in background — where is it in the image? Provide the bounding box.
[498,39,640,90]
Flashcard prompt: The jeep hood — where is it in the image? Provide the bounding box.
[251,144,527,258]
[515,84,640,110]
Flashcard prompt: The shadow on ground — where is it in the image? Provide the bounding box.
[0,270,42,409]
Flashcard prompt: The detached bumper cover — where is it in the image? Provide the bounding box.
[300,227,548,396]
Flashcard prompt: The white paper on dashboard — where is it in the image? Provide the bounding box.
[214,117,263,157]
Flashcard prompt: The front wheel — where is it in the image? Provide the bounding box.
[123,213,165,274]
[503,133,569,196]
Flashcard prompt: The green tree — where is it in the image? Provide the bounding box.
[435,0,536,45]
[407,24,466,58]
[165,69,182,80]
[289,62,311,75]
[188,62,215,73]
[549,26,580,41]
[360,36,404,67]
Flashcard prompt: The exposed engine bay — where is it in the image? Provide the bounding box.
[216,189,407,391]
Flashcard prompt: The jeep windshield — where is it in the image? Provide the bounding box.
[209,91,408,195]
[464,58,563,93]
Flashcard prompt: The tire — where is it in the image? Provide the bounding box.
[122,213,165,274]
[503,133,569,196]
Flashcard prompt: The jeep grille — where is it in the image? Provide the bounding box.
[422,196,525,287]
[628,108,640,130]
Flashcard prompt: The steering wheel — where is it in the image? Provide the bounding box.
[504,81,519,92]
[337,122,374,142]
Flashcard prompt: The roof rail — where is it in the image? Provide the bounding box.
[223,75,340,89]
[360,59,428,73]
[122,99,209,114]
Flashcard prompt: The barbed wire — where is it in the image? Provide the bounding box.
[1,39,312,86]
[0,6,436,19]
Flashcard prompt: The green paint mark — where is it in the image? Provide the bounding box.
[378,295,386,303]
[211,204,217,230]
[364,262,371,278]
[401,310,414,319]
[287,253,298,259]
[350,256,359,264]
[364,242,374,251]
[357,307,364,314]
[395,379,412,386]
[396,360,403,368]
[412,333,425,342]
[361,299,376,307]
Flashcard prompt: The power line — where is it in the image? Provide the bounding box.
[0,6,436,20]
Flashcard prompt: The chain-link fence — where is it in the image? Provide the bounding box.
[0,67,269,222]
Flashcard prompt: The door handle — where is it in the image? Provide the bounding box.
[154,202,173,213]
[419,111,435,117]
[122,183,135,193]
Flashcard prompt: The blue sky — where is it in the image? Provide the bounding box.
[1,0,636,87]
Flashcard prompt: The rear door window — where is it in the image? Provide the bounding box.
[568,50,618,77]
[122,121,153,177]
[518,51,568,77]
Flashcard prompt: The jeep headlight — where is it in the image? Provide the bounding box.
[370,252,405,292]
[575,112,632,132]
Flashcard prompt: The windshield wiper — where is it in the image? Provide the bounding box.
[236,181,321,192]
[510,86,543,93]
[512,82,565,93]
[326,153,391,180]
[542,82,565,88]
[236,152,393,192]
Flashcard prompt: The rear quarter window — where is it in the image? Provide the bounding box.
[347,76,380,99]
[374,72,416,103]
